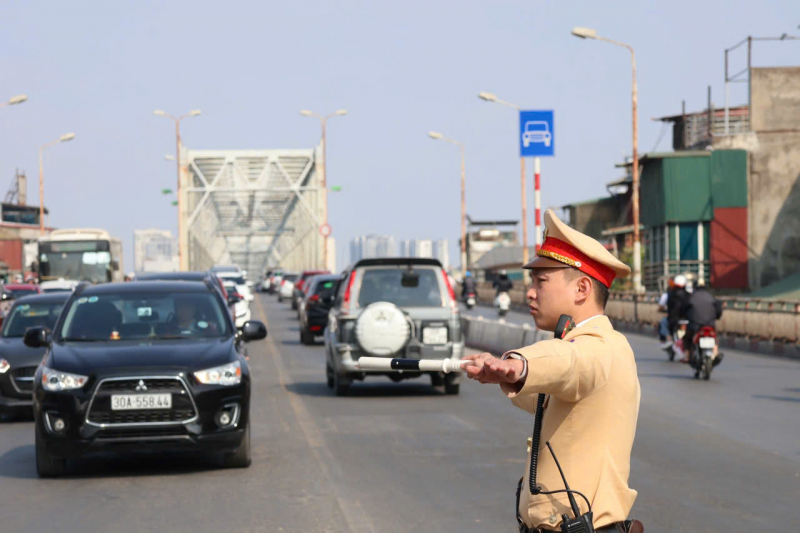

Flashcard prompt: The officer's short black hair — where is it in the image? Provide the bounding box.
[562,268,609,308]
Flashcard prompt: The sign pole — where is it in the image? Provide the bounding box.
[520,156,528,280]
[534,157,542,251]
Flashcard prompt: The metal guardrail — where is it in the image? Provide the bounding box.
[472,282,800,343]
[608,292,800,343]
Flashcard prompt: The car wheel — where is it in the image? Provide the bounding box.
[333,372,350,397]
[444,375,460,395]
[35,423,67,478]
[326,363,335,388]
[223,423,251,468]
[301,327,312,346]
[278,295,283,303]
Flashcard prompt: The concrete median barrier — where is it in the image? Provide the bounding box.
[461,316,552,355]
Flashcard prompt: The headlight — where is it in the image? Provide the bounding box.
[41,366,88,391]
[0,358,10,373]
[193,360,241,386]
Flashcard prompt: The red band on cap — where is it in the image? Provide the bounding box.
[538,237,616,288]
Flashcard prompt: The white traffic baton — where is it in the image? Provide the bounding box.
[356,357,475,374]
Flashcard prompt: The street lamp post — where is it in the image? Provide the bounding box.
[428,131,467,276]
[478,92,534,281]
[300,109,348,271]
[153,109,201,271]
[572,26,642,292]
[38,133,76,234]
[0,94,28,109]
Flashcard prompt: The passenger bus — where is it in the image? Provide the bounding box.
[36,228,124,284]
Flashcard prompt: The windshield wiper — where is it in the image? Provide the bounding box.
[60,337,104,342]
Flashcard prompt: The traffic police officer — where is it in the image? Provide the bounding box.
[464,210,642,532]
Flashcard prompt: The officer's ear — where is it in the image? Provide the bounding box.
[577,276,594,304]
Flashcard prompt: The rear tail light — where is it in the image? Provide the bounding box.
[342,271,357,312]
[308,294,320,305]
[442,269,456,310]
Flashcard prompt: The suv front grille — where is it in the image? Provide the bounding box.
[87,377,196,426]
[11,366,37,392]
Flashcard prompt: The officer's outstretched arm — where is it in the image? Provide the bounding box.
[500,335,612,404]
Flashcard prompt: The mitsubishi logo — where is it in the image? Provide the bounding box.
[376,310,388,322]
[135,379,148,392]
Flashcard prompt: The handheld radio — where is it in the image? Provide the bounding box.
[527,314,596,533]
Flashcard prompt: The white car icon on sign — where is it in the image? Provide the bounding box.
[522,121,552,148]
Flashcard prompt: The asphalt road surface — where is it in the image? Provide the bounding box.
[0,295,798,532]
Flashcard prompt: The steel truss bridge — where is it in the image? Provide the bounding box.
[179,147,329,276]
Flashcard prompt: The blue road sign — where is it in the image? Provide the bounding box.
[519,110,554,157]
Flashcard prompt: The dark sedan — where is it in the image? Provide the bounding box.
[299,274,341,345]
[29,280,267,477]
[0,293,69,417]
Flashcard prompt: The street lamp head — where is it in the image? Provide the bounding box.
[59,133,76,143]
[299,110,314,116]
[153,110,166,116]
[334,109,348,116]
[165,154,176,161]
[8,94,28,105]
[428,131,444,140]
[189,109,202,116]
[571,26,597,39]
[478,92,498,102]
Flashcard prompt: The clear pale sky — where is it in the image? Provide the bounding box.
[1,1,797,271]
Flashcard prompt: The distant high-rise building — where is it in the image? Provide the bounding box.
[396,238,449,268]
[434,239,449,269]
[350,235,396,262]
[416,239,433,258]
[134,229,179,273]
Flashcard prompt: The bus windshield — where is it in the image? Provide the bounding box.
[38,240,113,283]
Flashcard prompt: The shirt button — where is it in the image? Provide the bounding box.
[549,515,557,524]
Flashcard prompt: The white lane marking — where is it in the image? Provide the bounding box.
[256,297,375,533]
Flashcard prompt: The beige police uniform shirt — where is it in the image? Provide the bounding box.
[499,316,640,530]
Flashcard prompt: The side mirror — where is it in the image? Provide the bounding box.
[24,326,51,348]
[227,293,243,305]
[241,320,267,342]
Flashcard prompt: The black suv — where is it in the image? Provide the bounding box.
[29,280,267,477]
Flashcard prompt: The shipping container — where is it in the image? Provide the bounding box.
[710,207,748,289]
[711,150,748,208]
[0,239,23,271]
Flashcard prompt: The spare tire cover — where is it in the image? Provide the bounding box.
[355,301,411,356]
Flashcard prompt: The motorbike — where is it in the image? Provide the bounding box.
[689,326,719,380]
[465,292,476,310]
[495,291,510,317]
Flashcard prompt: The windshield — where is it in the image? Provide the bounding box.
[2,302,64,338]
[42,288,73,294]
[284,274,298,282]
[58,291,231,342]
[39,240,113,283]
[222,276,246,285]
[358,268,443,308]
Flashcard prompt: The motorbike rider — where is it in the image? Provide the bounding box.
[492,270,514,295]
[680,278,723,364]
[461,271,477,301]
[667,274,690,341]
[658,277,674,348]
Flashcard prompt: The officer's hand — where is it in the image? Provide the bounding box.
[463,353,524,384]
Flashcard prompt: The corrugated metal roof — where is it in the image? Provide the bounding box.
[615,151,710,168]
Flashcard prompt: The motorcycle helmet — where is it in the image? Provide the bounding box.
[500,270,507,276]
[674,274,687,287]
